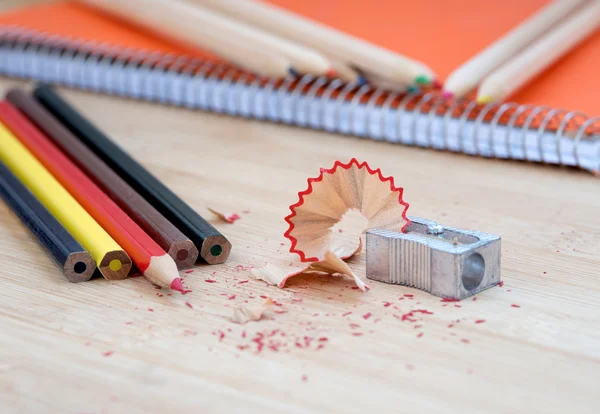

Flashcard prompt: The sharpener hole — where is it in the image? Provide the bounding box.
[462,253,485,290]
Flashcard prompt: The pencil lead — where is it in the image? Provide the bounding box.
[288,67,301,77]
[407,85,421,94]
[441,91,454,100]
[414,75,431,86]
[325,68,337,78]
[432,79,443,89]
[357,75,367,86]
[477,95,493,104]
[170,277,185,293]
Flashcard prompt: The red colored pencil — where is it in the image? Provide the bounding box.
[0,101,184,292]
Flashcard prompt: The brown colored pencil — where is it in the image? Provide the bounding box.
[7,89,199,269]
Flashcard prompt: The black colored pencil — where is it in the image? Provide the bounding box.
[33,85,231,264]
[0,161,96,282]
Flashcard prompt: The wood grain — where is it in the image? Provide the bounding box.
[0,21,599,414]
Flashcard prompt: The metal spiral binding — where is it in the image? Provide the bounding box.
[0,26,598,173]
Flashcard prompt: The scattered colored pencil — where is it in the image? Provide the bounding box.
[0,162,96,282]
[477,0,600,104]
[33,85,231,265]
[80,0,329,78]
[0,101,184,292]
[444,0,587,99]
[196,0,436,86]
[7,89,199,269]
[0,122,131,280]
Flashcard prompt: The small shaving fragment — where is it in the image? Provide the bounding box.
[208,207,241,223]
[250,250,368,291]
[308,250,368,291]
[231,299,274,324]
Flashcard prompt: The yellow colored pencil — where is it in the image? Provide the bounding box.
[0,122,131,280]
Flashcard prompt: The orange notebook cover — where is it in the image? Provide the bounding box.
[0,0,598,115]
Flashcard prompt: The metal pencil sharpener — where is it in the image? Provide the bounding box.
[366,217,501,300]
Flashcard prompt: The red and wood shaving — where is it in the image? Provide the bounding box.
[208,208,241,223]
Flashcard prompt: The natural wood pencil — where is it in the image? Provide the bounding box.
[0,162,96,282]
[444,0,588,98]
[7,89,198,269]
[33,85,231,265]
[196,0,436,86]
[78,0,330,77]
[0,102,184,292]
[477,0,600,104]
[0,123,131,280]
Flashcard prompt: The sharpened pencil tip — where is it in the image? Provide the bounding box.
[477,95,493,104]
[357,75,367,86]
[414,75,431,86]
[441,91,454,100]
[407,85,421,94]
[170,277,185,293]
[432,79,443,89]
[326,68,337,78]
[288,67,301,77]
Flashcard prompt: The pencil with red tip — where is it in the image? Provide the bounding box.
[0,101,184,293]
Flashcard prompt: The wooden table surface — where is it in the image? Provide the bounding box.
[0,4,599,413]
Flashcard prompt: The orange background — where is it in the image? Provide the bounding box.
[0,0,598,114]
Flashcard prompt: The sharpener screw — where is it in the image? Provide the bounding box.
[427,223,444,235]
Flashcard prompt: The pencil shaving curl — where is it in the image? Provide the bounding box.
[250,249,368,292]
[252,159,410,293]
[284,158,410,262]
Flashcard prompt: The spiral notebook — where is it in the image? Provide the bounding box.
[0,1,598,173]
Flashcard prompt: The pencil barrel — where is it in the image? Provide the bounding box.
[6,89,199,269]
[0,162,96,282]
[33,85,232,264]
[0,109,132,281]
